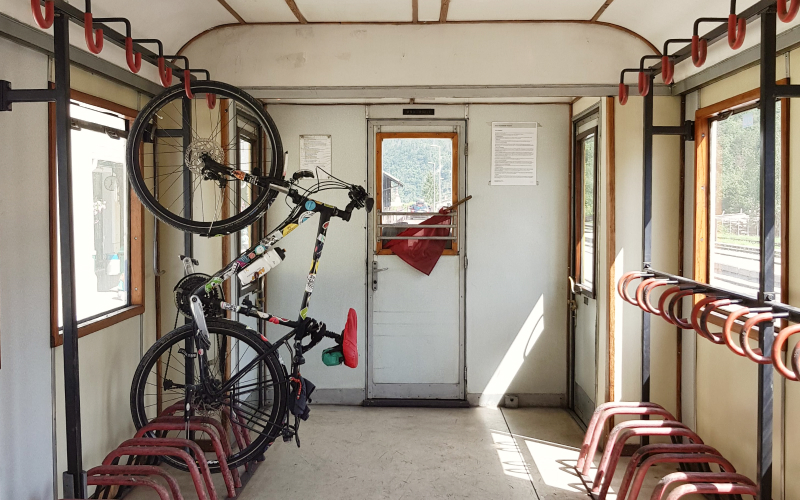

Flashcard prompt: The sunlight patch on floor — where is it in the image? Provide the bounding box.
[524,437,597,494]
[491,431,534,482]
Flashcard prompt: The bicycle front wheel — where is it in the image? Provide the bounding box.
[130,318,288,471]
[127,81,284,236]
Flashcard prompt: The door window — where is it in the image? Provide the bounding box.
[375,133,458,254]
[573,126,598,297]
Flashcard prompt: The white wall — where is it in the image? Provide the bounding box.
[183,23,652,88]
[465,104,569,406]
[0,36,55,500]
[258,103,570,406]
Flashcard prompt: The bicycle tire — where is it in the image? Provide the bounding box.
[130,318,288,471]
[127,81,284,236]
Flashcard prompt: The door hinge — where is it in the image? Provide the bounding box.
[464,143,468,156]
[464,256,468,269]
[464,365,467,382]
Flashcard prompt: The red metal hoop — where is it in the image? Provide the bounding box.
[779,0,800,22]
[125,37,142,73]
[691,36,708,67]
[157,57,173,87]
[728,14,746,50]
[84,12,104,54]
[661,56,675,85]
[31,0,54,29]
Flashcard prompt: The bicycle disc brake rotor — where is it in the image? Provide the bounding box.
[185,139,224,175]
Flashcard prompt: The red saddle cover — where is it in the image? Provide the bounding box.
[343,308,358,368]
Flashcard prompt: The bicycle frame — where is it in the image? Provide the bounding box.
[188,182,355,397]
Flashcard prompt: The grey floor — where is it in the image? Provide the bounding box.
[124,406,679,500]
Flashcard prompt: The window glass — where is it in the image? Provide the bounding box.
[58,103,129,325]
[378,137,457,250]
[581,134,596,293]
[708,105,781,300]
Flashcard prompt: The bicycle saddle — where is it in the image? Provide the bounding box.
[321,308,358,368]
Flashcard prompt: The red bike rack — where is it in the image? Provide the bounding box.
[578,404,675,476]
[592,425,702,496]
[87,475,172,500]
[663,482,757,499]
[614,443,724,500]
[31,0,54,29]
[697,298,740,345]
[135,420,238,496]
[624,452,737,500]
[650,472,755,500]
[773,323,800,381]
[689,296,724,342]
[88,465,184,500]
[125,37,142,73]
[83,12,103,54]
[158,58,174,87]
[656,286,682,324]
[739,312,783,364]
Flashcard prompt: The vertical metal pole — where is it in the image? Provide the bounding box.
[641,77,655,447]
[181,96,195,439]
[757,7,776,500]
[54,11,87,499]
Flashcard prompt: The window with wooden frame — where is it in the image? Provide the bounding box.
[694,82,789,313]
[572,125,599,298]
[49,89,145,347]
[375,133,459,255]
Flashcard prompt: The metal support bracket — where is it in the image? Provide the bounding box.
[652,120,695,139]
[0,80,56,111]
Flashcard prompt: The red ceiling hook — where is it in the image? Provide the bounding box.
[157,58,173,87]
[618,83,628,105]
[31,0,54,29]
[773,324,800,381]
[667,289,700,330]
[661,56,675,85]
[125,38,142,74]
[184,70,195,99]
[691,36,708,67]
[84,12,104,54]
[779,0,800,22]
[657,286,683,324]
[690,296,721,342]
[728,1,746,50]
[206,93,217,110]
[638,71,651,97]
[728,14,746,49]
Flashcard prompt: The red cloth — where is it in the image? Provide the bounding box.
[383,211,452,276]
[342,308,358,368]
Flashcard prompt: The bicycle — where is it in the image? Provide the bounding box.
[126,81,373,472]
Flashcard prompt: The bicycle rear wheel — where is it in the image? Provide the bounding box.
[127,81,284,236]
[130,319,288,471]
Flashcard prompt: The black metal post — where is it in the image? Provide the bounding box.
[757,7,777,500]
[54,10,87,499]
[640,75,655,447]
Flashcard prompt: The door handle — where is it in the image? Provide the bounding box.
[372,262,388,291]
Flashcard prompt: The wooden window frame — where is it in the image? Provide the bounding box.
[49,89,144,347]
[572,126,600,299]
[375,132,459,256]
[693,80,790,335]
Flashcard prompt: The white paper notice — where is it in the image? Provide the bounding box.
[300,135,332,179]
[491,122,538,186]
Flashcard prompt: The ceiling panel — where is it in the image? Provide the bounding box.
[226,0,300,23]
[88,0,237,53]
[601,0,762,51]
[294,0,412,22]
[418,0,441,22]
[447,0,602,21]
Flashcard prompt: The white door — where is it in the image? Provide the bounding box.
[367,121,466,400]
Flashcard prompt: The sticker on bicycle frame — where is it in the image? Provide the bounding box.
[204,277,223,292]
[238,255,251,264]
[299,211,315,224]
[255,245,266,255]
[300,307,309,319]
[323,221,330,229]
[318,234,326,243]
[266,231,282,245]
[305,200,316,210]
[248,252,256,260]
[310,261,319,273]
[305,274,316,292]
[232,170,246,180]
[282,224,298,237]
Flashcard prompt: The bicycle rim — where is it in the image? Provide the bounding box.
[127,81,284,236]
